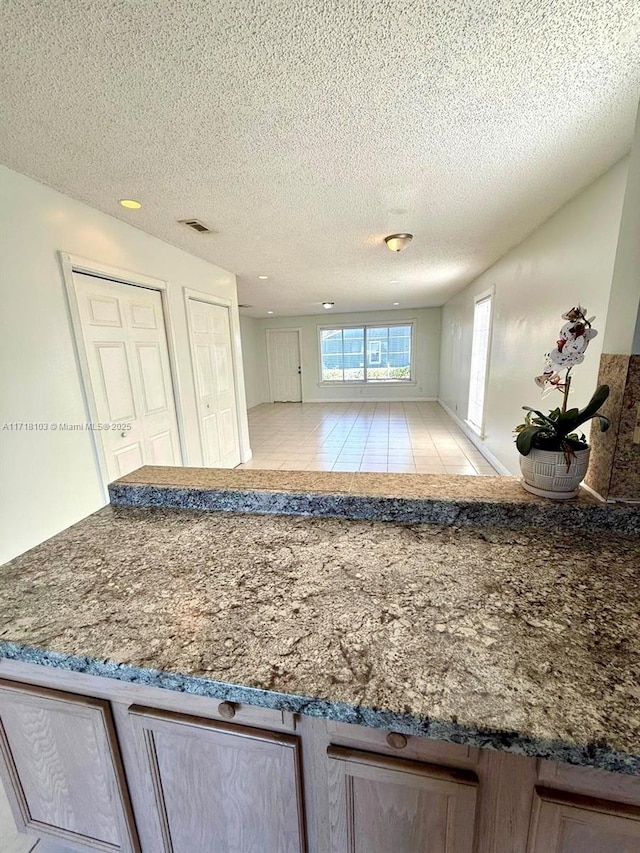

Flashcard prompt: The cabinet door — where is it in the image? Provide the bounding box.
[527,787,640,852]
[327,745,478,853]
[0,679,139,852]
[127,704,306,853]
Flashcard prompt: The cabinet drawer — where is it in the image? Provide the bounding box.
[0,679,139,852]
[326,719,479,768]
[537,759,640,807]
[0,660,296,733]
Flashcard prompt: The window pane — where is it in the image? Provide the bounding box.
[344,327,364,380]
[467,297,492,429]
[388,325,411,380]
[366,325,412,381]
[321,329,344,381]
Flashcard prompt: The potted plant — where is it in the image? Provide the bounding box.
[514,306,610,499]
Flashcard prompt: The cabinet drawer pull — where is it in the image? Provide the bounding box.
[386,732,408,750]
[218,701,237,720]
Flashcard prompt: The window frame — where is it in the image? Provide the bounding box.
[465,287,494,438]
[317,320,417,385]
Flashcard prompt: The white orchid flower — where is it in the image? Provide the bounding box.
[535,307,598,390]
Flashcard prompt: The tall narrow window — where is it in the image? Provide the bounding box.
[467,294,492,433]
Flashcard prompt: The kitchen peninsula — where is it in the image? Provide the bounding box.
[1,467,639,852]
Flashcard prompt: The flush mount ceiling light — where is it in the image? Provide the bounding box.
[322,302,335,309]
[393,302,400,306]
[267,310,274,314]
[119,199,142,209]
[257,275,269,280]
[384,233,413,252]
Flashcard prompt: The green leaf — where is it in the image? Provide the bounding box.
[522,406,557,428]
[555,386,610,435]
[516,425,548,455]
[577,385,610,423]
[558,407,579,423]
[592,414,611,432]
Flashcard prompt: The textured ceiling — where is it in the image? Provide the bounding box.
[1,1,639,317]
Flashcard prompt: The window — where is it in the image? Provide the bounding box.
[467,293,493,433]
[320,324,413,382]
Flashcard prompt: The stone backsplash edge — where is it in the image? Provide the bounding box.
[108,482,640,534]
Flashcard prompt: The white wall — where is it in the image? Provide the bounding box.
[603,104,640,356]
[239,315,269,409]
[439,158,628,475]
[0,165,249,562]
[240,308,441,404]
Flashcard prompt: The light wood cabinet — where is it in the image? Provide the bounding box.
[326,745,478,852]
[1,663,640,853]
[0,679,139,853]
[527,786,640,853]
[126,704,306,853]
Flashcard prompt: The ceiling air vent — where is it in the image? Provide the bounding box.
[178,218,215,234]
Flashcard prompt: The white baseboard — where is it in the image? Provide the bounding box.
[437,399,512,476]
[302,396,439,403]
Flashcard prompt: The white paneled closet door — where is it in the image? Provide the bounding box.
[187,299,241,468]
[73,273,182,482]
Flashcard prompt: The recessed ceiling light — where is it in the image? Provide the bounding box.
[267,310,274,314]
[389,279,399,284]
[393,302,400,306]
[322,302,335,309]
[258,275,269,280]
[119,199,142,209]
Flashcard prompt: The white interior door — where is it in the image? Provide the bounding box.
[73,273,182,482]
[187,299,241,468]
[267,330,302,402]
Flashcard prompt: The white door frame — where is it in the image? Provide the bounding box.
[183,288,249,465]
[265,328,303,403]
[59,252,188,496]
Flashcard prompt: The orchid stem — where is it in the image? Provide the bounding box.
[562,369,572,413]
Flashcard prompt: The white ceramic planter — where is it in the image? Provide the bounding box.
[519,446,590,500]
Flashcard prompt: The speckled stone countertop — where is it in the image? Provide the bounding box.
[109,466,640,533]
[1,504,639,774]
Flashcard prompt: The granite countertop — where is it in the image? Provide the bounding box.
[1,502,639,774]
[110,466,640,533]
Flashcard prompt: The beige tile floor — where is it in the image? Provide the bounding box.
[239,401,498,475]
